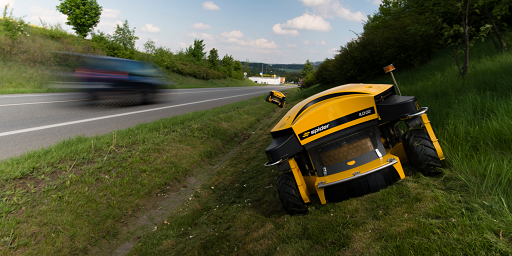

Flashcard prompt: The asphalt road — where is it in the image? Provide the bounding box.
[0,85,293,160]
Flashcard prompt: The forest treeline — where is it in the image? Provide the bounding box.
[303,0,512,88]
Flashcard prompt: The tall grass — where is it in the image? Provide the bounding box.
[370,39,512,217]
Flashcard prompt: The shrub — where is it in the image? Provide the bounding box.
[36,19,73,40]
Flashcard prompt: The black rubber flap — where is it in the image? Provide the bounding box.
[376,95,418,123]
[265,134,303,163]
[324,166,401,202]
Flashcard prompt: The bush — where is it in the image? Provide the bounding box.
[36,19,73,40]
[172,61,226,80]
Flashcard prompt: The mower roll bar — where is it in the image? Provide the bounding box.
[408,107,428,118]
[264,159,285,167]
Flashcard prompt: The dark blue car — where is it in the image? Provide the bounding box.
[55,53,167,104]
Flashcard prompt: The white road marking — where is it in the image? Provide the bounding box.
[0,91,264,137]
[0,87,287,107]
[0,99,85,107]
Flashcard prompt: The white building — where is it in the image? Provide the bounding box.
[248,76,285,85]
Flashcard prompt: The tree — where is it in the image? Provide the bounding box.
[285,71,301,84]
[233,60,242,72]
[56,0,102,38]
[111,20,139,59]
[208,48,220,70]
[480,0,510,52]
[144,39,156,55]
[221,54,234,76]
[90,20,138,59]
[243,59,251,73]
[186,39,206,62]
[301,59,315,78]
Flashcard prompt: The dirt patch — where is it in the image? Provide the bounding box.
[87,147,240,256]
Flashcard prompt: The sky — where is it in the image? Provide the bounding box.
[1,0,383,64]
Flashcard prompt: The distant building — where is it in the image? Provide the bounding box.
[248,76,285,85]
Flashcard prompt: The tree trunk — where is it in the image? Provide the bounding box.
[489,32,502,52]
[484,3,509,51]
[460,0,471,76]
[453,47,463,77]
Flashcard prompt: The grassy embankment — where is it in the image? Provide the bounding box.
[0,92,285,254]
[0,20,261,95]
[126,40,512,255]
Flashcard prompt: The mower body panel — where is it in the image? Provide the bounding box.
[271,84,394,138]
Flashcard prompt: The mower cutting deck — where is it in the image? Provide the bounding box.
[264,82,444,215]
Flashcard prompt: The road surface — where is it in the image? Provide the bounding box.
[0,86,293,160]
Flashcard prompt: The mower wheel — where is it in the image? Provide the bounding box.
[403,129,442,176]
[276,173,307,215]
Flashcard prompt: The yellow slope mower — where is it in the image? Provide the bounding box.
[265,90,286,108]
[264,65,444,215]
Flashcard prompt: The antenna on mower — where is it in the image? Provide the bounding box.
[384,64,402,96]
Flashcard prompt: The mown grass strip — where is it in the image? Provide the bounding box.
[0,92,286,255]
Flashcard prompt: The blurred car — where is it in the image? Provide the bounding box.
[53,53,167,104]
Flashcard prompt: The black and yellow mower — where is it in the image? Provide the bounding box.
[265,90,286,108]
[264,65,444,215]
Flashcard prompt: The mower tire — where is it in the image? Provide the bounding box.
[403,129,442,176]
[276,173,307,215]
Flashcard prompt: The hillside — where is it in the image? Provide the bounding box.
[0,17,260,94]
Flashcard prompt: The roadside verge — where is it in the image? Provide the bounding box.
[0,87,297,255]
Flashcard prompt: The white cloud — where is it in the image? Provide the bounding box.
[317,41,327,45]
[328,47,339,56]
[272,24,300,36]
[191,23,213,29]
[102,9,121,19]
[303,40,310,45]
[299,0,367,22]
[0,0,15,8]
[286,44,297,48]
[96,20,124,34]
[141,23,161,33]
[274,14,331,36]
[202,1,220,11]
[371,0,382,5]
[29,6,68,27]
[184,32,214,40]
[176,42,189,50]
[219,36,277,49]
[251,38,277,48]
[221,30,243,38]
[300,0,330,7]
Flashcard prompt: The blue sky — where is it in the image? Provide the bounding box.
[2,0,382,64]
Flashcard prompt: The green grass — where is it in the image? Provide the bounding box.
[0,94,283,255]
[164,72,263,89]
[124,40,512,255]
[1,38,511,255]
[370,39,512,212]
